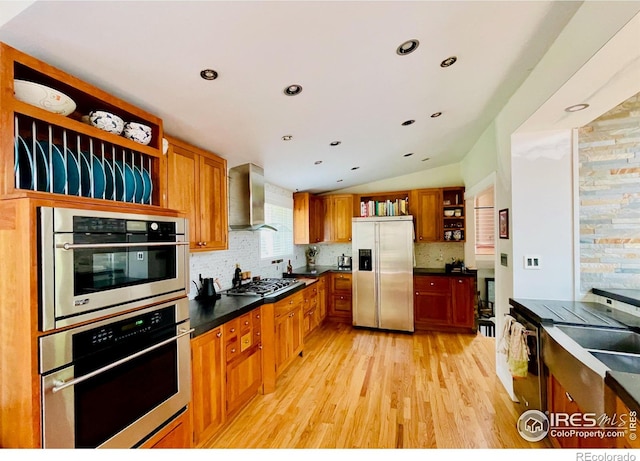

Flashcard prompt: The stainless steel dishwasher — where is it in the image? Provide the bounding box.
[511,308,544,412]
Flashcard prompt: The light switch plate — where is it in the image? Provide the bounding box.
[524,255,542,269]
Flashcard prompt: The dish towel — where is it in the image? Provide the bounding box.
[507,321,530,379]
[498,314,516,355]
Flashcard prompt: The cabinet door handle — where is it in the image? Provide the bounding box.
[231,348,236,353]
[415,292,419,295]
[256,332,260,336]
[244,321,250,325]
[419,237,423,241]
[458,280,463,283]
[216,332,221,338]
[430,282,434,286]
[230,328,235,333]
[202,242,207,246]
[565,392,574,402]
[256,314,260,319]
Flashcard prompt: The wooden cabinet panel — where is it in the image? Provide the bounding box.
[226,345,262,416]
[451,277,475,328]
[272,294,304,377]
[414,291,451,327]
[302,283,320,338]
[190,327,225,446]
[412,188,441,242]
[323,194,354,243]
[293,192,324,244]
[199,154,228,250]
[318,275,327,321]
[166,135,228,251]
[328,272,352,322]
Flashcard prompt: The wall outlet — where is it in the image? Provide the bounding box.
[524,255,541,269]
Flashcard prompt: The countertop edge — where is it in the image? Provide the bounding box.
[605,371,640,414]
[593,288,640,309]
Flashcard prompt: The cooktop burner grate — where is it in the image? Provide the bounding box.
[225,278,301,297]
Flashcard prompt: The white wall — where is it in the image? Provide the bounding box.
[511,130,575,300]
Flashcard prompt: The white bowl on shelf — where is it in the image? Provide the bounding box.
[14,79,76,116]
[444,210,455,217]
[89,110,125,135]
[123,122,152,145]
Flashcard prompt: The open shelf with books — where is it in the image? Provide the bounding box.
[356,191,410,217]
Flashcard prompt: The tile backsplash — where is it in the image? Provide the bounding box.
[190,237,464,299]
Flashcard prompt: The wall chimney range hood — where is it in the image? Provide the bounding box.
[228,163,276,231]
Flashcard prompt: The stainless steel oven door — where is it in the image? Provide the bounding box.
[40,299,192,448]
[39,207,189,331]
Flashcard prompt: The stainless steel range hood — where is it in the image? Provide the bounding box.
[228,163,276,231]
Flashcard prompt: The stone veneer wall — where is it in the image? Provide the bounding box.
[579,92,640,291]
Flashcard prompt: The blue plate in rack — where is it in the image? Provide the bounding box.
[79,152,105,199]
[59,145,80,196]
[132,166,144,203]
[115,161,135,202]
[38,141,67,194]
[103,160,115,200]
[14,135,34,190]
[26,138,50,192]
[142,169,152,204]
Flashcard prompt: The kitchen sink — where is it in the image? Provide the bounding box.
[556,325,640,354]
[589,350,640,374]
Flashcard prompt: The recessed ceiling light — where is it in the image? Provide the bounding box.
[282,135,293,141]
[396,39,419,56]
[314,160,323,165]
[200,69,218,80]
[565,103,590,112]
[284,84,303,96]
[351,166,360,170]
[422,157,430,162]
[403,153,414,157]
[402,120,415,126]
[440,56,457,68]
[330,141,342,146]
[430,112,442,118]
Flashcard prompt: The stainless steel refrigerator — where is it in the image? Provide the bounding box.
[352,216,414,332]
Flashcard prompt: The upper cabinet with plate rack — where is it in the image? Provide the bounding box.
[0,42,165,207]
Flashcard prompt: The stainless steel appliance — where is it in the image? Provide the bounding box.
[510,308,543,411]
[337,254,352,270]
[39,207,189,331]
[352,216,414,332]
[225,278,304,297]
[39,298,192,448]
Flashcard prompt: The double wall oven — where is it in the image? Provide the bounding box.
[37,207,191,448]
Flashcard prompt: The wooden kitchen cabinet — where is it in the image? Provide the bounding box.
[451,276,476,328]
[317,275,328,322]
[414,275,476,332]
[302,283,321,337]
[224,308,262,417]
[323,194,354,243]
[293,192,324,244]
[442,187,466,242]
[614,393,640,448]
[547,373,614,448]
[328,272,352,323]
[414,276,451,327]
[274,292,304,377]
[190,326,225,446]
[411,188,442,242]
[166,135,228,251]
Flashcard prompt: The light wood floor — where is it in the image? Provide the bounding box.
[206,321,549,449]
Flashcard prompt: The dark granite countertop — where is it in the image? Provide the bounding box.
[413,267,477,277]
[284,265,350,277]
[189,281,307,338]
[189,295,263,338]
[606,371,640,414]
[593,288,640,309]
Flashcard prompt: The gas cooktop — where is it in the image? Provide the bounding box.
[225,278,303,297]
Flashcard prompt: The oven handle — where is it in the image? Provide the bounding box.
[51,327,194,393]
[56,241,190,250]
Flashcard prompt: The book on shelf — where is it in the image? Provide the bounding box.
[359,197,409,217]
